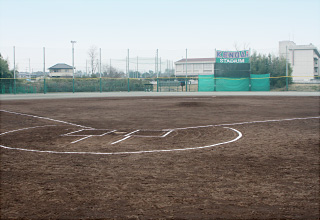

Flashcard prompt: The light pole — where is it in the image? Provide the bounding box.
[71,41,77,78]
[71,41,76,93]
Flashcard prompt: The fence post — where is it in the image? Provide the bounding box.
[157,78,159,92]
[185,77,188,92]
[100,78,102,93]
[44,78,46,94]
[127,78,130,92]
[73,78,75,93]
[14,78,16,95]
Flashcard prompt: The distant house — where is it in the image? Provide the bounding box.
[48,63,74,78]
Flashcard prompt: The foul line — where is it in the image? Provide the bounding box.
[0,109,319,155]
[0,110,92,129]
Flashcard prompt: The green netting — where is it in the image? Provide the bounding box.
[198,75,214,91]
[250,74,270,91]
[158,79,181,92]
[215,77,250,91]
[0,78,152,94]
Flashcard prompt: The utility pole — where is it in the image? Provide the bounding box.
[286,46,288,91]
[43,47,46,94]
[43,47,45,77]
[127,49,130,78]
[156,49,159,78]
[13,46,15,79]
[186,48,188,92]
[160,57,161,77]
[110,58,111,75]
[71,41,76,79]
[29,58,31,75]
[99,48,102,78]
[13,46,16,94]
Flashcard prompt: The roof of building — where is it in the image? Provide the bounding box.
[287,43,320,57]
[48,63,73,69]
[175,58,216,63]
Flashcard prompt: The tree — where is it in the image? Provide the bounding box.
[250,52,292,89]
[87,46,98,75]
[0,54,13,78]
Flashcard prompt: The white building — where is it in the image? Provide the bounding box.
[279,41,320,82]
[175,58,215,76]
[48,63,74,78]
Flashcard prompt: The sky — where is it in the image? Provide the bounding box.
[0,0,319,73]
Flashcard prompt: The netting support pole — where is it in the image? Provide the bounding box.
[73,78,75,93]
[157,78,159,92]
[185,48,188,92]
[127,78,130,92]
[44,78,46,94]
[285,46,288,91]
[100,78,102,93]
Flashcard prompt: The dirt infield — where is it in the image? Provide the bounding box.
[0,96,319,219]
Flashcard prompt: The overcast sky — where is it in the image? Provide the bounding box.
[0,0,319,73]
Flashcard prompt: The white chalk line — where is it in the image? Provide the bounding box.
[111,136,132,145]
[172,116,320,130]
[71,135,93,144]
[0,108,319,155]
[0,127,241,155]
[0,109,92,129]
[0,125,57,136]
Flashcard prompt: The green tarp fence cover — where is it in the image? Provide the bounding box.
[215,77,250,91]
[250,74,270,91]
[198,74,214,91]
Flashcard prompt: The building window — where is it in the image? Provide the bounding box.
[183,64,192,71]
[204,63,212,70]
[194,64,202,70]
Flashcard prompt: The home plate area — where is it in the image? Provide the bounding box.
[1,125,238,154]
[60,126,236,153]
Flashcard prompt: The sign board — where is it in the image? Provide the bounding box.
[216,50,250,63]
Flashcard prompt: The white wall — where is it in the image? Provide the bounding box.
[175,62,214,76]
[49,69,73,77]
[290,50,314,81]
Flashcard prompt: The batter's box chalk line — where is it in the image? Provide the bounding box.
[0,109,319,155]
[61,128,174,144]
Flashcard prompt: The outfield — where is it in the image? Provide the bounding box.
[0,94,319,219]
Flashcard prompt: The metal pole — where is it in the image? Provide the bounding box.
[160,57,161,77]
[186,48,188,92]
[71,41,76,79]
[110,58,111,75]
[99,48,102,78]
[127,49,130,78]
[156,49,159,92]
[137,56,138,78]
[13,46,16,94]
[71,41,76,93]
[286,46,288,91]
[156,49,159,78]
[43,47,46,94]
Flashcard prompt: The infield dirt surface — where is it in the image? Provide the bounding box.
[0,96,319,219]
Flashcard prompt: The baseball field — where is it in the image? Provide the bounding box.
[0,93,319,219]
